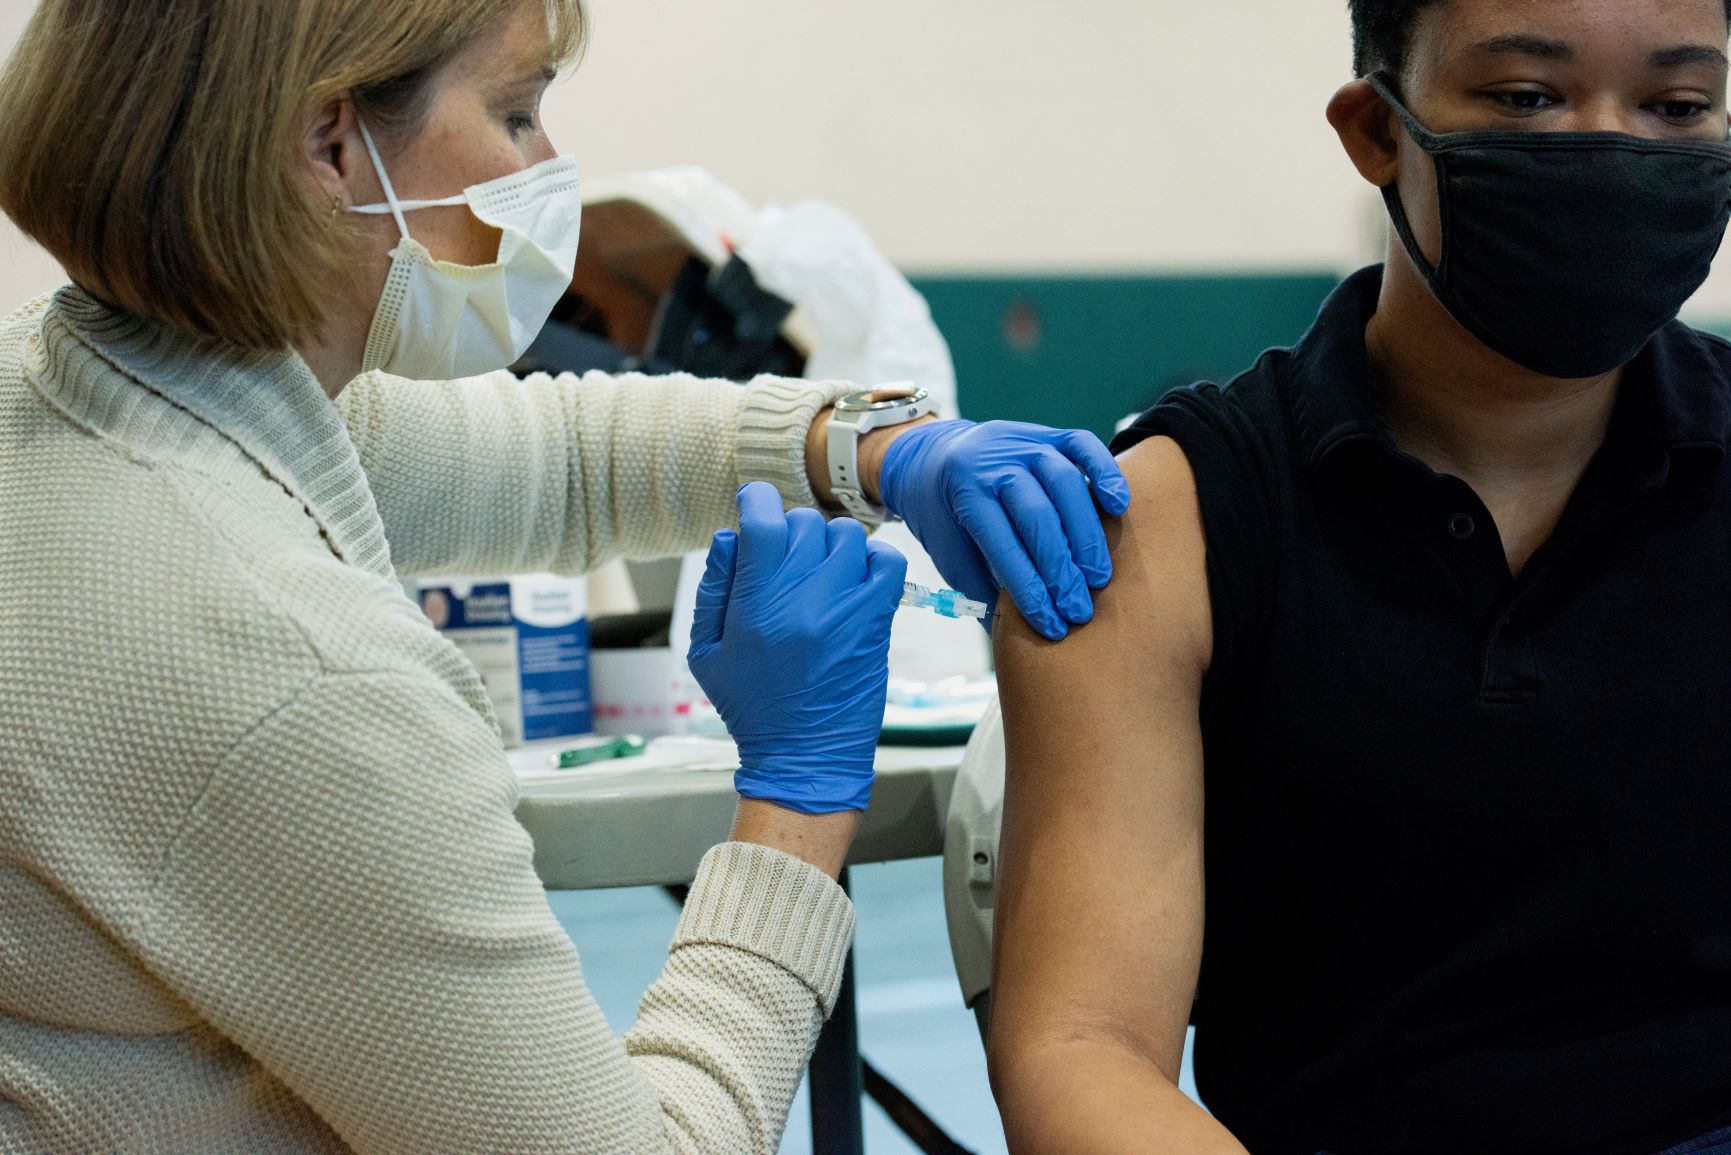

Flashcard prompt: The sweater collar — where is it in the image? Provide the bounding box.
[35,286,394,578]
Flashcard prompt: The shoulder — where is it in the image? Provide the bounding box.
[1653,324,1731,456]
[170,474,490,709]
[1111,348,1293,483]
[1684,325,1731,361]
[1,451,499,849]
[7,326,475,696]
[997,432,1212,685]
[4,418,481,733]
[1108,353,1293,573]
[1105,356,1299,692]
[1683,324,1731,397]
[0,289,63,385]
[1,289,60,335]
[1111,436,1215,676]
[0,441,323,851]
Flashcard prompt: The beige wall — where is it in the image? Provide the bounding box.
[0,0,1381,310]
[4,0,1728,316]
[552,0,1378,273]
[549,0,1731,316]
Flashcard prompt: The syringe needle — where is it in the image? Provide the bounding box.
[900,581,990,621]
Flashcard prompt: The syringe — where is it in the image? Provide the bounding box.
[900,581,990,621]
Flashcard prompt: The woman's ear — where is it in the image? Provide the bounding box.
[1327,79,1401,189]
[302,96,363,208]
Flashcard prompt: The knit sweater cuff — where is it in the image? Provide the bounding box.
[674,842,857,1017]
[736,375,869,520]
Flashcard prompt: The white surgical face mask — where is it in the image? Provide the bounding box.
[348,116,581,380]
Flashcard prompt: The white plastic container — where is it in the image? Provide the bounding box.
[587,550,712,738]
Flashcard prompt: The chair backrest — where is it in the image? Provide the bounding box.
[942,695,1006,1039]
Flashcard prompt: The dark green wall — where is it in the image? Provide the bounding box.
[1691,316,1731,341]
[911,272,1343,442]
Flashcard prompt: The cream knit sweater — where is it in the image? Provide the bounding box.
[0,287,862,1154]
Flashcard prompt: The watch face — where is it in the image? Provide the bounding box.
[837,385,928,413]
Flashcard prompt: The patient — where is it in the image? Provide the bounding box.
[987,1,1731,1153]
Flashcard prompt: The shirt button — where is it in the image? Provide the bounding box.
[1448,513,1476,540]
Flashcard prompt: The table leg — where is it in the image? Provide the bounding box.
[808,868,864,1154]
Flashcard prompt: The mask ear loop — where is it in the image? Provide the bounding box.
[1364,73,1444,150]
[351,111,420,376]
[1365,72,1451,294]
[353,115,412,241]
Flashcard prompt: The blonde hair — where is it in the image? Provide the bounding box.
[0,0,585,350]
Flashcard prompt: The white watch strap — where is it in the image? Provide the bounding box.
[825,386,934,522]
[828,413,885,521]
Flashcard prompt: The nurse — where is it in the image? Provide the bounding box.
[0,1,1122,1152]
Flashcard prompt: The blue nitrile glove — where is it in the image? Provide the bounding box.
[688,481,909,814]
[877,420,1132,641]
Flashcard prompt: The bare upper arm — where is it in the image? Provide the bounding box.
[988,434,1213,1091]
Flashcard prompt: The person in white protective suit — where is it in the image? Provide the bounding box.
[518,163,990,689]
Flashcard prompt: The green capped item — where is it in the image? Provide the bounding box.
[551,734,647,770]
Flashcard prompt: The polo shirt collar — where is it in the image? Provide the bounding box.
[1285,266,1390,470]
[1285,264,1731,479]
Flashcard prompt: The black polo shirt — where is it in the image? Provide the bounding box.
[1114,266,1731,1155]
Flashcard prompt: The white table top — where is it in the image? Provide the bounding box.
[509,736,965,890]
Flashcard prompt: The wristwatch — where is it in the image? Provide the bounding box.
[826,383,934,521]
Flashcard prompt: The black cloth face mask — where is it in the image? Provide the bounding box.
[1367,73,1731,379]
